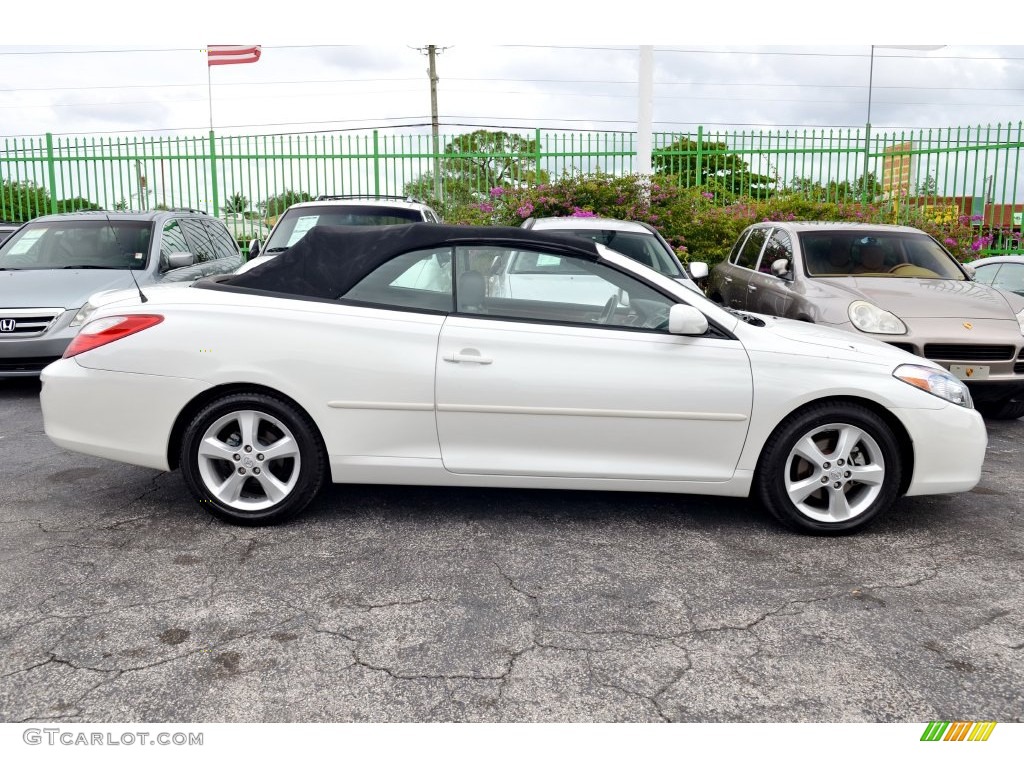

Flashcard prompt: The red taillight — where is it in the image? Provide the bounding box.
[63,314,164,358]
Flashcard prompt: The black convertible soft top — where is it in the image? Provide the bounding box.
[201,222,604,300]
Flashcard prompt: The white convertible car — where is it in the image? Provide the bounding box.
[40,223,987,534]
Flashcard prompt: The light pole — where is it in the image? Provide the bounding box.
[863,45,945,204]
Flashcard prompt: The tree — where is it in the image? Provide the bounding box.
[224,192,249,214]
[114,198,129,211]
[0,179,100,221]
[261,190,313,219]
[404,130,551,214]
[652,138,775,196]
[443,130,549,189]
[55,197,101,213]
[850,172,883,201]
[0,180,46,221]
[916,174,938,196]
[785,176,863,202]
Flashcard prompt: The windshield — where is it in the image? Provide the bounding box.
[0,220,153,270]
[265,205,423,251]
[800,231,967,280]
[552,229,683,277]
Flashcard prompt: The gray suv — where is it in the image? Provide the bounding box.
[0,209,242,376]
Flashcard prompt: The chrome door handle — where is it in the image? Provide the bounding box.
[724,276,733,282]
[749,285,758,291]
[443,350,493,364]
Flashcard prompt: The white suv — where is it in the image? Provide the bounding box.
[240,195,441,275]
[521,216,706,293]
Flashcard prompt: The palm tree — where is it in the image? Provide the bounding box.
[224,193,249,214]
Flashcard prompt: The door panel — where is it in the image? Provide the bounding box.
[436,316,753,481]
[726,228,769,309]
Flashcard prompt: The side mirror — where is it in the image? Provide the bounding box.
[668,304,709,336]
[771,258,792,279]
[687,261,709,280]
[963,263,976,278]
[247,239,261,260]
[166,252,195,269]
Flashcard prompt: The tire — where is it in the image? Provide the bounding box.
[754,402,902,535]
[975,397,1024,421]
[180,392,326,526]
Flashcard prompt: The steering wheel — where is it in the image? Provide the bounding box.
[599,295,618,324]
[888,263,918,275]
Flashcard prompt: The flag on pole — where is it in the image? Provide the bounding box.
[207,45,262,66]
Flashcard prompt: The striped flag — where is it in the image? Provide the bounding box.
[207,45,262,67]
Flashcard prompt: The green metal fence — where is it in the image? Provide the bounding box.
[3,124,1024,253]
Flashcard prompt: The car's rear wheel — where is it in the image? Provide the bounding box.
[755,402,902,535]
[180,393,326,525]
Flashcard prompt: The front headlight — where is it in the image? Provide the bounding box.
[69,301,98,328]
[894,363,973,408]
[848,300,907,334]
[1016,308,1024,335]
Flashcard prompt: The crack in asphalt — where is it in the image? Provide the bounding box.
[1,611,305,690]
[1,472,170,536]
[339,597,437,612]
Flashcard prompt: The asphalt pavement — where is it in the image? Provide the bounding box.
[1,377,1021,722]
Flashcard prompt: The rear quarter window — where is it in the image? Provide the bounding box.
[735,228,768,270]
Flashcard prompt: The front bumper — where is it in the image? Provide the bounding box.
[894,402,988,496]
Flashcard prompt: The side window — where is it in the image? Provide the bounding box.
[735,228,768,270]
[972,264,999,285]
[760,229,792,274]
[728,230,750,264]
[159,219,191,271]
[341,248,453,313]
[457,247,678,331]
[992,263,1024,294]
[180,217,216,263]
[202,219,240,260]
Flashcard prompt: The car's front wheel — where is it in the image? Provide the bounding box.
[180,393,326,525]
[755,402,902,535]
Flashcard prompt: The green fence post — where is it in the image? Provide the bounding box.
[862,123,872,204]
[695,126,704,186]
[373,130,380,197]
[535,128,542,185]
[208,130,220,216]
[45,132,58,214]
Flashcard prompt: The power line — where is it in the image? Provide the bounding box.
[3,44,1011,62]
[501,45,1024,61]
[7,114,1016,140]
[5,76,1024,95]
[7,84,1021,112]
[0,45,359,56]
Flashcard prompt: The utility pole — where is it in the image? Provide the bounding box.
[636,46,654,205]
[417,45,448,199]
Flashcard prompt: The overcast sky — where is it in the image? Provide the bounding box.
[2,2,1022,142]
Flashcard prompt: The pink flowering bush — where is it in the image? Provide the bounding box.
[445,172,995,264]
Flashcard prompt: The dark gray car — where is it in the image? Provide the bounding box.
[0,209,242,376]
[704,221,1024,420]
